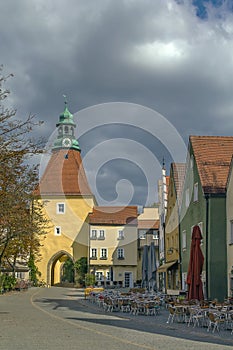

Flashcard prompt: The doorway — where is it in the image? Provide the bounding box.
[124,272,133,288]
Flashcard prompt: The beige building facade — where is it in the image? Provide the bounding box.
[88,206,138,288]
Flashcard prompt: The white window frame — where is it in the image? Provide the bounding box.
[90,248,97,259]
[98,229,105,240]
[100,248,107,259]
[90,229,97,239]
[55,226,61,236]
[193,182,198,202]
[96,271,103,281]
[117,248,124,259]
[118,230,124,240]
[57,202,65,214]
[182,230,186,250]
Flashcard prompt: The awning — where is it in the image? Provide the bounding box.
[157,261,178,272]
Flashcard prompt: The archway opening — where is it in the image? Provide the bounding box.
[49,251,74,286]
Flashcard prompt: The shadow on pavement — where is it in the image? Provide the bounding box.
[33,294,233,348]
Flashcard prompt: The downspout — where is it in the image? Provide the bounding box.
[205,194,209,300]
[163,222,167,293]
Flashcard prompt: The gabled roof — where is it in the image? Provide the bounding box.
[190,135,233,194]
[34,149,93,196]
[172,162,186,203]
[137,219,159,230]
[89,206,138,225]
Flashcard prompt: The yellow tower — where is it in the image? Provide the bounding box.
[35,100,95,285]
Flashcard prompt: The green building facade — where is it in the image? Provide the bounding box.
[180,136,230,302]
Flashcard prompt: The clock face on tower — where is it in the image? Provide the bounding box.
[62,138,72,147]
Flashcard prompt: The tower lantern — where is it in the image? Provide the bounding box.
[53,96,81,151]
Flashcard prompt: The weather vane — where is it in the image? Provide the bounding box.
[63,94,68,106]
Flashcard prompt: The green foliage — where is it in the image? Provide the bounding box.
[74,257,88,275]
[85,273,95,287]
[62,258,74,283]
[74,257,88,286]
[28,254,41,286]
[0,273,16,292]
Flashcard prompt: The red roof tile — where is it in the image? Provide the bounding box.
[137,219,159,230]
[34,149,93,196]
[190,136,233,194]
[89,206,138,225]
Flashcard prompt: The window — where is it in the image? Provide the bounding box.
[106,271,110,281]
[117,248,124,259]
[182,230,186,250]
[90,230,97,239]
[193,183,198,202]
[96,272,103,281]
[152,230,159,240]
[100,248,107,259]
[230,220,233,244]
[90,248,97,259]
[57,203,65,214]
[118,230,124,240]
[55,226,61,235]
[138,229,147,239]
[98,230,105,240]
[190,155,194,169]
[185,189,190,208]
[198,222,204,245]
[182,272,187,291]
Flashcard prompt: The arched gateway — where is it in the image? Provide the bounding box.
[47,250,74,286]
[34,100,95,285]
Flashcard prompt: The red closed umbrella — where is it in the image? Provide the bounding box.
[186,225,204,301]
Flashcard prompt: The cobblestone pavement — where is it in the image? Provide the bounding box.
[0,287,233,350]
[80,290,233,347]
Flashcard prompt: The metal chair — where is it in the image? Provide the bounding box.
[207,312,225,333]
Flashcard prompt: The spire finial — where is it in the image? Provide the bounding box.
[162,157,165,169]
[63,94,68,106]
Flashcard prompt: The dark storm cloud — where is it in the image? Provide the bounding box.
[1,0,233,205]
